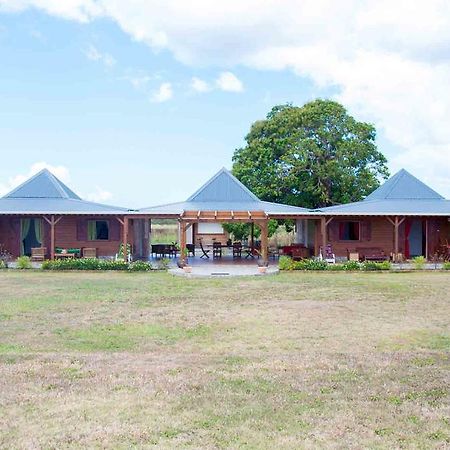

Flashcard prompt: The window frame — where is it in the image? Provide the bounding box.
[338,220,361,242]
[87,219,110,241]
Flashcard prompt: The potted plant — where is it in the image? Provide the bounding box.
[257,260,269,274]
[180,248,192,273]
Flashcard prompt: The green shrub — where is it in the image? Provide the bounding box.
[16,256,32,269]
[292,259,328,271]
[156,258,171,270]
[42,258,128,271]
[278,255,294,270]
[0,259,6,269]
[443,262,450,270]
[41,258,159,272]
[362,261,391,271]
[128,260,153,272]
[412,256,426,270]
[342,260,362,271]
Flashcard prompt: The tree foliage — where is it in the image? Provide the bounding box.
[232,99,389,208]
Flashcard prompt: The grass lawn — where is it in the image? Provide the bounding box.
[0,271,449,449]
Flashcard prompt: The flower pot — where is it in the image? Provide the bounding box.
[258,266,267,274]
[183,266,192,273]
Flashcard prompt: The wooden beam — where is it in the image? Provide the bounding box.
[386,216,395,227]
[248,211,252,219]
[180,221,187,266]
[122,216,129,261]
[197,210,201,219]
[320,217,327,257]
[325,216,334,226]
[116,217,124,226]
[214,210,217,219]
[259,220,269,265]
[231,210,234,219]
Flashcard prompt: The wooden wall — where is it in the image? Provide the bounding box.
[315,216,449,259]
[0,215,133,258]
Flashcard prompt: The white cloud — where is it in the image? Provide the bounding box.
[85,44,116,67]
[0,162,70,196]
[1,0,450,194]
[150,82,173,103]
[215,72,244,93]
[190,76,211,93]
[85,186,113,203]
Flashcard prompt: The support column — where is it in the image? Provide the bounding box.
[250,222,255,251]
[320,217,327,257]
[123,216,128,261]
[180,220,187,265]
[43,215,62,260]
[259,220,269,265]
[425,219,429,260]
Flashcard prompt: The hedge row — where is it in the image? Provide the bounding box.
[279,256,392,271]
[41,258,157,271]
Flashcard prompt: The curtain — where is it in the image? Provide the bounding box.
[20,219,31,255]
[404,219,412,259]
[87,220,97,241]
[34,219,42,246]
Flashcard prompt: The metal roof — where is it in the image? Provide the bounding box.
[5,169,81,199]
[139,168,312,216]
[364,169,444,201]
[0,169,128,215]
[318,169,449,216]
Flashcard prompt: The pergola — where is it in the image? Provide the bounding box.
[138,168,315,265]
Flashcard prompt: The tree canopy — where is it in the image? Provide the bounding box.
[232,99,389,208]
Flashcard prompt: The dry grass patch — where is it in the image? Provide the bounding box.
[0,271,449,448]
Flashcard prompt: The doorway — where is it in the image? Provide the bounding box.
[21,218,43,256]
[408,219,424,258]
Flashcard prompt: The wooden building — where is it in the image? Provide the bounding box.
[139,168,315,265]
[0,169,148,260]
[315,169,450,261]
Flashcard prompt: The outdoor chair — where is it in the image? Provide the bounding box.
[319,244,336,264]
[232,242,242,258]
[213,242,222,258]
[83,247,97,259]
[199,240,210,259]
[31,247,46,262]
[186,243,195,257]
[268,246,280,259]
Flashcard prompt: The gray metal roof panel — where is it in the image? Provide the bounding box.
[187,168,259,202]
[4,169,81,199]
[365,169,444,201]
[139,199,312,216]
[318,199,450,215]
[0,197,129,214]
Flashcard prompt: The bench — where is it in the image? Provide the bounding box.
[355,247,388,262]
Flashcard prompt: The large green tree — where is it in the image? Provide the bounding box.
[232,99,389,208]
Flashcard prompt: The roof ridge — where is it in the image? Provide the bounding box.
[186,167,260,202]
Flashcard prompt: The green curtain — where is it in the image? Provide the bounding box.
[34,219,43,246]
[88,220,97,241]
[21,219,31,255]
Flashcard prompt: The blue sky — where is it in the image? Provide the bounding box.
[0,1,449,207]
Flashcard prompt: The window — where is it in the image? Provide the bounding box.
[88,220,109,240]
[339,221,360,241]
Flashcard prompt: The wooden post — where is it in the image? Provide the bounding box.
[180,220,187,265]
[259,220,269,265]
[123,216,128,261]
[425,219,429,260]
[320,217,327,258]
[394,216,399,256]
[43,215,62,260]
[250,222,255,251]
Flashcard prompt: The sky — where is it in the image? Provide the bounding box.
[0,0,449,208]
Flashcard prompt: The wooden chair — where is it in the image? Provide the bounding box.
[199,241,210,259]
[83,247,97,258]
[31,247,46,262]
[186,244,195,257]
[213,242,222,258]
[232,242,242,258]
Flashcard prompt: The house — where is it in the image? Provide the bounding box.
[0,169,144,260]
[139,168,314,263]
[316,169,450,260]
